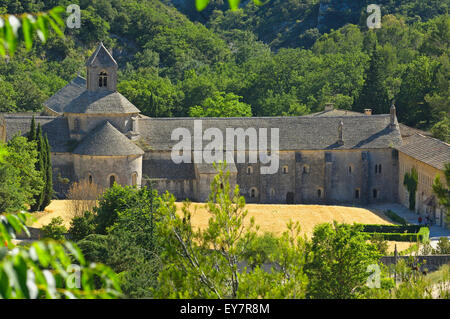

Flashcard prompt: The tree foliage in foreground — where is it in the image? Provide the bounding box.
[0,211,121,299]
[154,162,308,299]
[305,222,381,299]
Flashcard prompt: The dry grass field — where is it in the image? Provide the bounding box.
[33,200,414,253]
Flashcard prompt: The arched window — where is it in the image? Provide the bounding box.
[99,72,108,88]
[250,187,258,198]
[373,189,378,199]
[132,172,138,186]
[378,164,382,174]
[283,165,289,174]
[317,189,322,198]
[247,166,253,175]
[348,165,353,174]
[355,189,360,199]
[88,174,93,185]
[375,165,378,174]
[109,175,116,188]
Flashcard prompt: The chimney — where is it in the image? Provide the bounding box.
[390,100,397,128]
[324,103,334,111]
[338,120,344,145]
[364,109,372,115]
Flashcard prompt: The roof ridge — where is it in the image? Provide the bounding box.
[415,133,450,146]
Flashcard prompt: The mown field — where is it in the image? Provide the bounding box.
[34,200,414,253]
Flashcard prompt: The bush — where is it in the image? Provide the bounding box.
[370,233,389,255]
[384,210,408,225]
[366,227,429,243]
[360,224,421,233]
[435,237,450,254]
[41,216,67,241]
[418,227,430,243]
[68,211,97,242]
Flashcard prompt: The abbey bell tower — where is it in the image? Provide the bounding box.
[85,42,118,92]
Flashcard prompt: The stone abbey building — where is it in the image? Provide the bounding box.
[1,43,448,224]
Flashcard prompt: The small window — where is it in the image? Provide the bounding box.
[99,72,108,88]
[88,174,93,185]
[247,166,253,175]
[317,189,322,198]
[355,189,360,199]
[132,173,137,186]
[250,188,257,198]
[302,165,310,174]
[378,164,382,174]
[109,175,116,188]
[375,165,378,174]
[348,165,352,174]
[373,189,378,199]
[283,165,289,174]
[74,119,81,132]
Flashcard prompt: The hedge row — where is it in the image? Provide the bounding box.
[366,227,430,243]
[360,224,421,234]
[384,210,408,225]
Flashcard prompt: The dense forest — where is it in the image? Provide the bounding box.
[0,0,448,141]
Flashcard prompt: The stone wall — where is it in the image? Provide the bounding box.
[380,255,450,272]
[398,151,447,227]
[66,113,136,141]
[72,153,142,189]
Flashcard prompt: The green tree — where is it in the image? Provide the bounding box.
[396,56,439,127]
[41,216,67,241]
[353,46,390,114]
[189,91,252,117]
[74,184,162,298]
[431,112,450,143]
[29,123,49,212]
[305,222,381,299]
[41,133,53,209]
[0,80,17,112]
[0,136,43,213]
[154,162,308,299]
[404,167,419,211]
[0,211,121,299]
[432,163,450,223]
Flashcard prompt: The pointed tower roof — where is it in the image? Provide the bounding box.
[73,121,144,156]
[85,42,118,68]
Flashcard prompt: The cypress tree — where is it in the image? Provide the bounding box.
[30,124,45,212]
[41,134,53,210]
[353,46,390,114]
[27,116,36,142]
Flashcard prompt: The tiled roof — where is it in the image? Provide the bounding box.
[143,160,196,180]
[85,42,117,68]
[2,115,71,153]
[73,121,144,156]
[396,134,450,171]
[138,115,403,151]
[44,75,87,114]
[398,123,432,138]
[304,109,368,117]
[63,90,140,114]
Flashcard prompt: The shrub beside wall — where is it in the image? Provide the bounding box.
[364,227,430,243]
[359,224,421,234]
